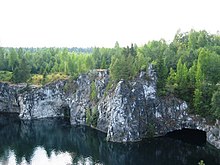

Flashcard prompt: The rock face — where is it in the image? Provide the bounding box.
[68,69,109,125]
[1,66,220,149]
[97,66,188,142]
[19,80,67,119]
[181,115,220,149]
[18,69,109,124]
[0,82,20,113]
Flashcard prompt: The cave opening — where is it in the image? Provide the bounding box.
[61,105,70,122]
[165,128,206,145]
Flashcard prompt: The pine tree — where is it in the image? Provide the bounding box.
[156,56,168,95]
[194,61,203,114]
[211,87,220,118]
[166,68,177,94]
[12,58,31,83]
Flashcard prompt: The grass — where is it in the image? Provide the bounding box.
[0,71,70,85]
[28,73,69,85]
[28,74,43,85]
[44,73,69,84]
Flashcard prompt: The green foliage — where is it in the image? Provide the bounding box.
[134,48,150,74]
[12,58,31,83]
[0,29,220,119]
[211,87,220,119]
[146,123,155,138]
[162,30,220,118]
[0,47,95,84]
[110,55,135,81]
[86,109,91,125]
[43,73,68,84]
[86,107,98,127]
[28,74,43,85]
[194,89,203,114]
[0,71,13,82]
[90,81,97,102]
[110,44,138,82]
[8,48,18,71]
[155,56,168,95]
[104,80,115,97]
[166,68,177,94]
[63,79,76,94]
[176,59,188,89]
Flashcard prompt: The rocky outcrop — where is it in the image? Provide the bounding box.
[18,80,67,119]
[181,115,220,149]
[18,69,109,123]
[1,66,220,149]
[68,69,109,125]
[96,66,189,142]
[0,82,20,113]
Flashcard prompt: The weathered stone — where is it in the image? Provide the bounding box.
[68,70,109,125]
[17,69,109,123]
[1,67,220,150]
[19,80,67,119]
[96,67,189,142]
[0,82,20,113]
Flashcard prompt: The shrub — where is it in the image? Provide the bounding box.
[86,107,98,127]
[0,71,12,82]
[44,73,68,84]
[90,81,97,102]
[28,74,43,85]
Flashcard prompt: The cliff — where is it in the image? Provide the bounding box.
[0,66,220,149]
[0,82,21,113]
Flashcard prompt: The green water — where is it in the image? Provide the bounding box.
[0,114,220,165]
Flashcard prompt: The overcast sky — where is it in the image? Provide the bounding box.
[0,0,219,48]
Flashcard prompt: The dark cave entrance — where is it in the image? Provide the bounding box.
[61,105,70,122]
[165,128,206,145]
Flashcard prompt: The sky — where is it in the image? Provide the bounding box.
[0,0,219,48]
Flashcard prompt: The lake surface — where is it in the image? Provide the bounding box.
[0,114,220,165]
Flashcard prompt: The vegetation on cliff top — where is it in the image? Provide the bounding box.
[0,29,220,119]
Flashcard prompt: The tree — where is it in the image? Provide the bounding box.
[86,55,95,71]
[166,68,177,94]
[110,57,120,81]
[8,48,18,71]
[110,46,135,82]
[0,48,7,70]
[12,58,31,83]
[92,48,101,69]
[188,61,197,89]
[194,60,204,114]
[175,59,188,98]
[130,43,137,56]
[188,29,199,49]
[90,81,97,102]
[134,48,150,74]
[198,30,208,48]
[156,55,168,95]
[211,87,220,118]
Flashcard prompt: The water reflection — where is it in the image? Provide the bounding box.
[0,113,220,165]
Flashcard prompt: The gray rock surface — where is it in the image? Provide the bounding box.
[0,67,220,149]
[67,69,109,125]
[0,82,20,113]
[96,66,189,142]
[19,80,67,119]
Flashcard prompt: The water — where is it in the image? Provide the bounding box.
[0,114,220,165]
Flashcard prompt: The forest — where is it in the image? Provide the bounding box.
[0,29,220,119]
